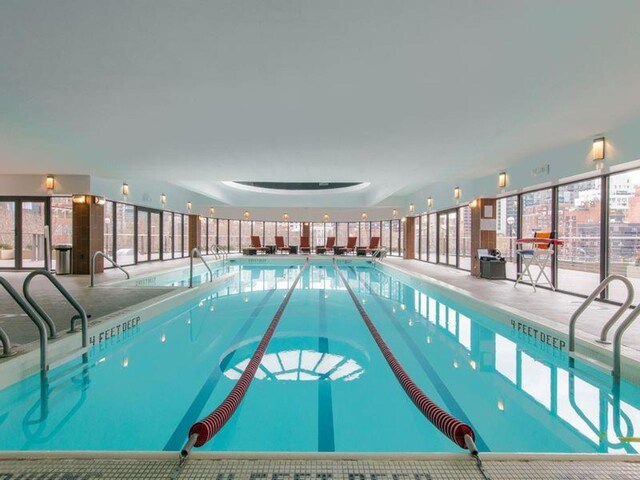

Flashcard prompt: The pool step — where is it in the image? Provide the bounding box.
[48,346,89,372]
[568,351,614,383]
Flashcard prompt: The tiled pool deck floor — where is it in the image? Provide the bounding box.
[1,456,639,480]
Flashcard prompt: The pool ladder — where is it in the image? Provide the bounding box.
[90,251,130,287]
[0,271,89,377]
[568,274,639,381]
[209,244,228,269]
[189,248,214,288]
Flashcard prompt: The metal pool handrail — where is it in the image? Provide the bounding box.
[90,251,130,287]
[180,262,308,460]
[569,274,634,352]
[333,259,477,452]
[0,276,47,363]
[189,248,213,288]
[23,270,89,362]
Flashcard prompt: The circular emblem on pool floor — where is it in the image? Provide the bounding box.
[221,336,368,382]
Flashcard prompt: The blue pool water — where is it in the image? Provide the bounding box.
[1,263,639,453]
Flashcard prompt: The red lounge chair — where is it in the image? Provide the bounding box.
[337,236,357,255]
[315,236,335,254]
[357,236,381,255]
[275,236,290,254]
[300,236,311,254]
[251,236,269,254]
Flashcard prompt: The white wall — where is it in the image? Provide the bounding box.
[405,116,640,213]
[0,174,90,196]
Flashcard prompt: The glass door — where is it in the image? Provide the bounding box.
[0,201,16,268]
[137,210,149,263]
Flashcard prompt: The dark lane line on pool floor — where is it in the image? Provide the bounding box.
[352,267,489,452]
[318,288,336,452]
[163,288,278,451]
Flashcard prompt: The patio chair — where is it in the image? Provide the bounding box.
[357,236,381,256]
[250,236,269,254]
[275,236,290,254]
[514,231,563,291]
[315,236,336,254]
[337,236,357,255]
[299,236,311,254]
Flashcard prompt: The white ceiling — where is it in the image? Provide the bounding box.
[2,1,640,207]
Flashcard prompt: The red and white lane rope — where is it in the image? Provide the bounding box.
[334,261,476,450]
[181,262,308,458]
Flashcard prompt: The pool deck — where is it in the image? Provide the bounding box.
[0,454,639,480]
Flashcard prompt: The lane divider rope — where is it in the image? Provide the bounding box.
[334,260,476,450]
[180,262,308,460]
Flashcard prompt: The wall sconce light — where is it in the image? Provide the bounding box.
[392,209,397,219]
[122,182,129,197]
[303,222,309,226]
[210,207,215,216]
[401,216,406,223]
[427,197,432,209]
[243,210,250,220]
[45,174,55,191]
[187,201,192,212]
[160,193,166,206]
[72,194,88,204]
[409,204,415,214]
[593,137,605,161]
[498,172,507,188]
[323,213,329,221]
[283,213,289,221]
[361,212,368,220]
[454,187,461,199]
[469,198,478,208]
[93,196,106,205]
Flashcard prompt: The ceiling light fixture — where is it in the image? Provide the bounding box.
[45,174,55,191]
[498,172,507,188]
[361,212,368,220]
[283,213,289,221]
[243,210,250,220]
[323,213,329,221]
[593,137,605,161]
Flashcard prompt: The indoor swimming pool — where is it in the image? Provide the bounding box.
[1,262,639,454]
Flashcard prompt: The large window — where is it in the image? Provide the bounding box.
[521,189,553,284]
[428,214,437,262]
[240,220,251,249]
[337,222,348,245]
[420,215,428,260]
[360,222,370,246]
[370,221,380,245]
[557,179,601,295]
[218,219,228,252]
[289,222,301,247]
[381,221,391,254]
[348,222,359,245]
[496,196,519,279]
[137,210,149,262]
[104,201,114,260]
[208,218,218,250]
[608,170,640,304]
[391,220,401,256]
[265,221,276,246]
[312,223,324,247]
[150,212,160,260]
[0,201,16,268]
[229,220,240,252]
[116,203,135,265]
[173,213,183,258]
[163,212,173,259]
[458,206,471,270]
[253,221,264,245]
[414,217,420,259]
[276,222,288,244]
[200,217,208,252]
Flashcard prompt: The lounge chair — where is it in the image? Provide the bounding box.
[250,236,269,254]
[275,236,290,254]
[336,236,357,255]
[357,236,381,256]
[299,236,311,254]
[315,236,336,254]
